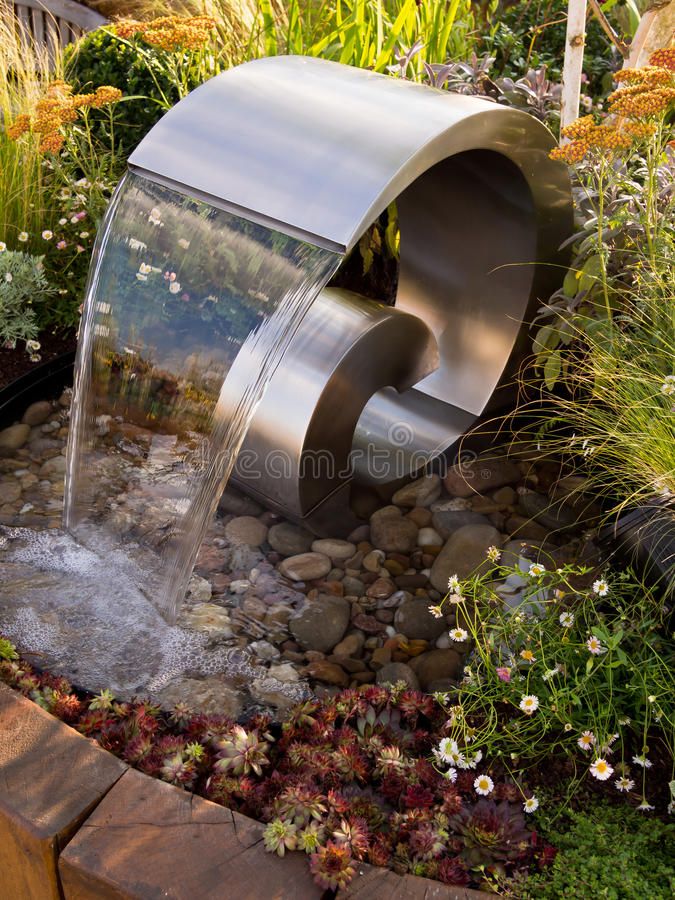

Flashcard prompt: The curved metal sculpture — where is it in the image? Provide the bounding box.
[128,55,572,531]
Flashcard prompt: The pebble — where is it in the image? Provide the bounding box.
[429,524,503,591]
[38,456,67,478]
[332,632,365,658]
[432,509,489,540]
[224,516,269,547]
[443,455,521,498]
[417,527,443,546]
[0,481,21,504]
[362,549,385,572]
[365,577,396,599]
[305,660,349,687]
[518,490,578,531]
[157,677,243,719]
[22,401,53,426]
[406,507,432,527]
[311,538,356,559]
[267,662,300,683]
[186,575,212,603]
[181,602,231,636]
[409,649,463,690]
[394,598,447,642]
[267,522,315,557]
[0,424,30,451]
[391,474,442,508]
[370,506,419,553]
[289,594,350,652]
[376,662,420,691]
[279,551,332,582]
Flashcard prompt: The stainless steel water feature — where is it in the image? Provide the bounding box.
[128,55,572,532]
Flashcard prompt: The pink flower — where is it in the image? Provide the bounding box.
[75,211,87,221]
[56,240,67,250]
[496,667,511,683]
[76,245,85,253]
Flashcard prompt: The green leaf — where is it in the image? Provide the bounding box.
[563,267,580,298]
[544,349,562,389]
[579,254,604,294]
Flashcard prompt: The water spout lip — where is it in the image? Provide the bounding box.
[128,54,569,256]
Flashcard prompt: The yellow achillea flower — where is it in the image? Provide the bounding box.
[113,15,216,52]
[550,53,675,165]
[7,81,122,154]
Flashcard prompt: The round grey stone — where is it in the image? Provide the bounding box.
[430,524,503,592]
[370,507,419,554]
[376,662,420,691]
[268,522,314,556]
[394,597,447,642]
[224,516,269,547]
[392,474,442,508]
[311,538,356,559]
[279,551,332,582]
[0,424,30,451]
[289,594,350,652]
[22,401,53,426]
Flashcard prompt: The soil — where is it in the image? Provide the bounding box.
[0,328,77,392]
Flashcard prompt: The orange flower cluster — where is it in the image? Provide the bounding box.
[550,117,632,163]
[113,15,216,52]
[608,50,675,119]
[7,81,122,154]
[550,50,675,165]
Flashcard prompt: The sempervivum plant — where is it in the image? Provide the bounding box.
[448,799,533,867]
[212,725,272,776]
[0,635,555,893]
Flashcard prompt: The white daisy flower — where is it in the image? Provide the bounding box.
[586,636,606,655]
[447,575,460,592]
[18,231,28,242]
[5,272,12,283]
[41,230,53,240]
[589,758,613,781]
[437,738,459,764]
[632,754,652,769]
[169,282,181,294]
[444,767,457,782]
[660,375,675,396]
[577,731,596,751]
[528,563,546,577]
[615,776,634,792]
[523,796,539,813]
[448,593,465,604]
[559,612,574,627]
[637,800,655,812]
[428,605,443,619]
[519,695,539,715]
[139,262,152,274]
[449,627,468,642]
[473,774,494,796]
[486,546,501,562]
[592,579,609,596]
[0,242,6,251]
[59,218,68,225]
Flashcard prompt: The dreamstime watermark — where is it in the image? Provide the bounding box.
[175,420,496,486]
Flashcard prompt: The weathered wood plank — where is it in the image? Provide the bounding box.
[339,862,485,899]
[14,0,106,32]
[0,682,127,900]
[60,767,324,900]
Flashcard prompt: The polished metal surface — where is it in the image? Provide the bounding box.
[128,55,573,530]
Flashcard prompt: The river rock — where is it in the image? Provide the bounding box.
[311,538,356,559]
[376,662,420,690]
[430,524,503,591]
[409,649,463,690]
[186,575,213,604]
[0,424,30,452]
[181,602,231,636]
[289,594,350,651]
[518,490,578,531]
[432,509,489,541]
[305,660,349,687]
[332,632,365,658]
[267,662,301,683]
[38,456,67,478]
[157,676,243,718]
[417,527,443,547]
[366,577,396,600]
[394,598,447,642]
[342,575,365,596]
[0,481,21,504]
[22,401,53,426]
[443,455,521,498]
[370,506,419,554]
[392,474,442,508]
[224,516,269,547]
[218,487,263,517]
[268,522,314,556]
[279,551,332,582]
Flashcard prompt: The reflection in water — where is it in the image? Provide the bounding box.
[65,172,341,622]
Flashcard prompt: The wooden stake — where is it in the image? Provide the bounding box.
[560,0,588,132]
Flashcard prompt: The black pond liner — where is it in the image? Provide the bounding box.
[0,350,75,425]
[1,353,674,600]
